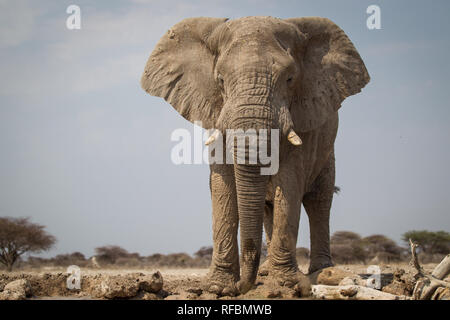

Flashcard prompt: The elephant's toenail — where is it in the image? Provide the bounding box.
[208,285,222,295]
[222,287,237,297]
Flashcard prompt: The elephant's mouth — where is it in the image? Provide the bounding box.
[206,103,302,148]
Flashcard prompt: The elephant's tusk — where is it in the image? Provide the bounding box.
[205,129,220,146]
[287,130,302,146]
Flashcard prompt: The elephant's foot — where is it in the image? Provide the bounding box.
[236,278,256,294]
[308,258,334,274]
[205,268,239,297]
[270,269,312,297]
[258,259,270,276]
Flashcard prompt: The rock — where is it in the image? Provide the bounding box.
[339,286,358,297]
[141,292,161,300]
[265,289,282,298]
[312,284,410,300]
[165,291,198,300]
[382,268,415,296]
[0,279,32,300]
[339,277,356,286]
[139,271,163,293]
[187,287,203,296]
[310,267,359,286]
[100,276,139,299]
[198,292,218,300]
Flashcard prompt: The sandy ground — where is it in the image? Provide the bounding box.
[0,263,441,300]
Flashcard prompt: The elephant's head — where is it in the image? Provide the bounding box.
[141,16,369,292]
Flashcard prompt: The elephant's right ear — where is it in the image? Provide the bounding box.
[141,17,228,129]
[286,17,370,132]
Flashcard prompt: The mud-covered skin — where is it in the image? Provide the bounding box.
[267,114,337,279]
[141,16,369,294]
[207,115,337,294]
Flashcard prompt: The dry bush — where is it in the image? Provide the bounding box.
[114,257,143,267]
[331,231,367,264]
[417,252,447,264]
[194,246,213,259]
[363,234,405,263]
[25,256,52,269]
[331,243,364,264]
[142,249,211,268]
[52,252,87,267]
[330,231,409,265]
[95,245,141,265]
[165,253,195,267]
[143,253,193,267]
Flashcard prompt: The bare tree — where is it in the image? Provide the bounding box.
[0,217,56,271]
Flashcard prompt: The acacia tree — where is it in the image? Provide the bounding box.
[95,245,139,264]
[330,231,368,264]
[402,230,450,254]
[0,217,56,271]
[362,234,405,262]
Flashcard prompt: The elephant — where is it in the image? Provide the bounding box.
[141,16,369,295]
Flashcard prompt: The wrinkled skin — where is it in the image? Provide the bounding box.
[141,16,370,295]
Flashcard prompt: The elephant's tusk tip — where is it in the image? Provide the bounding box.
[205,129,220,146]
[205,136,215,146]
[287,130,302,146]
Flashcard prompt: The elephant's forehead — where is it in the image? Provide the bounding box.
[225,16,299,44]
[227,16,293,35]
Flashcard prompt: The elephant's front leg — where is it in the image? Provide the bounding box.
[269,174,310,293]
[207,163,239,296]
[303,152,335,273]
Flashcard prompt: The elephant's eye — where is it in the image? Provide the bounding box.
[217,74,224,88]
[287,76,294,86]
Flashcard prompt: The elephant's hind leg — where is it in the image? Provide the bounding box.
[207,164,240,296]
[303,152,336,274]
[258,202,274,276]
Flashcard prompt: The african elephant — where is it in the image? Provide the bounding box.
[141,16,369,295]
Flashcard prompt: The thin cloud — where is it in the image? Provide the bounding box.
[0,0,39,48]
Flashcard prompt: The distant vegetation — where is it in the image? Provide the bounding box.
[0,217,56,271]
[23,246,213,270]
[1,216,449,271]
[327,230,450,265]
[330,231,406,264]
[402,230,450,254]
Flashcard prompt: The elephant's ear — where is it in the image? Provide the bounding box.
[285,17,370,132]
[141,17,228,129]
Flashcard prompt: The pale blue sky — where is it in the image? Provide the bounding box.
[1,0,449,258]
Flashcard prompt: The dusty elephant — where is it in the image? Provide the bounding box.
[141,16,369,295]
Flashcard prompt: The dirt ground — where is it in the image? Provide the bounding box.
[0,263,441,300]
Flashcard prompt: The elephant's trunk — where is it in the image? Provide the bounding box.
[229,107,272,293]
[234,162,268,293]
